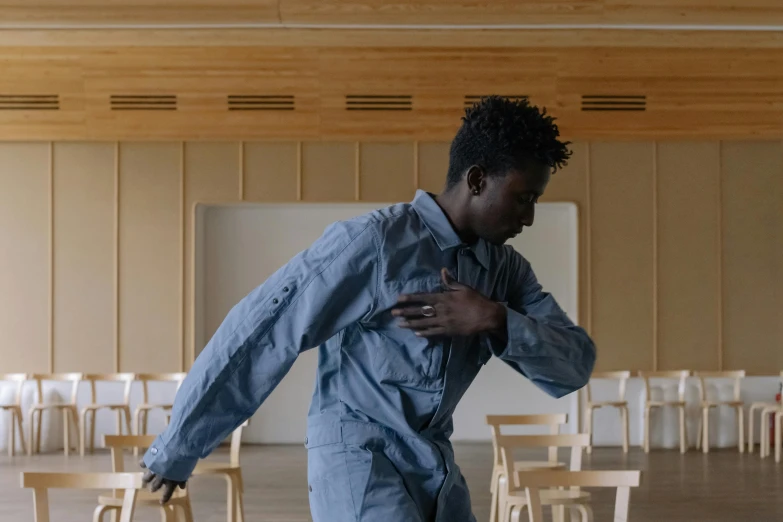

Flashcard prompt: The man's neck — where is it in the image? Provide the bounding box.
[433,190,478,245]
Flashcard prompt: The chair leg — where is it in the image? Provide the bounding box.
[63,408,71,456]
[748,406,757,453]
[775,413,782,464]
[576,504,593,522]
[80,409,88,457]
[27,409,35,456]
[123,407,132,437]
[489,473,499,522]
[553,505,565,522]
[35,409,43,454]
[15,409,26,456]
[585,406,594,454]
[737,406,745,453]
[8,410,15,457]
[643,406,651,453]
[621,406,629,453]
[702,407,710,454]
[680,406,688,454]
[92,504,115,522]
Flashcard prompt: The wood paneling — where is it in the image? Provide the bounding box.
[243,142,299,202]
[0,46,782,140]
[185,143,240,362]
[656,142,721,371]
[417,142,449,193]
[359,143,415,202]
[0,143,51,373]
[300,142,355,201]
[118,143,181,373]
[541,141,589,330]
[52,142,115,373]
[590,142,655,371]
[721,142,783,374]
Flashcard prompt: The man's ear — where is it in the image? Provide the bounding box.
[465,165,485,195]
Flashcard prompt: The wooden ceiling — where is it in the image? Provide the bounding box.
[1,0,782,26]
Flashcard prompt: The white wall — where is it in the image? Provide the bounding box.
[196,202,580,443]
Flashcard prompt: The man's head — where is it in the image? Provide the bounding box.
[443,96,571,245]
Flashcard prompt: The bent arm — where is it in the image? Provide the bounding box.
[489,252,596,398]
[143,220,380,481]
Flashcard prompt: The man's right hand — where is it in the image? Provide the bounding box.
[139,459,187,504]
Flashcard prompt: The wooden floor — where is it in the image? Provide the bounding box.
[1,443,781,521]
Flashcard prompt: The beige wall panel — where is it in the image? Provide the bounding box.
[541,141,589,330]
[300,142,355,201]
[243,142,299,202]
[721,141,783,374]
[186,142,240,364]
[590,142,655,371]
[118,142,181,373]
[53,142,115,373]
[656,142,721,371]
[0,143,51,373]
[417,142,449,194]
[359,143,415,203]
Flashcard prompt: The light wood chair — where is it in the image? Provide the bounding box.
[582,371,631,454]
[1,373,28,456]
[694,371,745,453]
[134,372,185,428]
[775,408,783,463]
[20,471,142,522]
[80,373,136,456]
[103,434,194,522]
[512,470,641,522]
[27,373,82,456]
[486,414,569,522]
[749,370,783,455]
[192,420,249,522]
[639,370,691,453]
[496,433,592,522]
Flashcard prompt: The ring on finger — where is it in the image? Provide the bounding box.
[421,305,436,317]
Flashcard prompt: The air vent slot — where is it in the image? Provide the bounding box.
[228,95,295,111]
[0,94,59,110]
[110,95,177,111]
[464,95,528,108]
[346,95,412,111]
[581,95,646,111]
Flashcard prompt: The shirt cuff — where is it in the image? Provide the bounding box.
[488,305,533,358]
[142,435,199,483]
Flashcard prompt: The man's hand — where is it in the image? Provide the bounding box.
[392,268,507,337]
[139,459,187,505]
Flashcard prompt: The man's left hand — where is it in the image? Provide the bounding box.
[392,268,507,337]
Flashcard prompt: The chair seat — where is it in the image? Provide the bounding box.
[701,401,743,408]
[647,401,686,407]
[136,403,173,411]
[30,403,76,410]
[193,461,240,475]
[508,488,591,506]
[0,404,21,410]
[588,401,628,408]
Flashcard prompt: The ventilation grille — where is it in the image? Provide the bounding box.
[0,95,59,110]
[346,95,412,111]
[581,95,646,111]
[228,95,295,111]
[464,95,528,108]
[110,95,177,111]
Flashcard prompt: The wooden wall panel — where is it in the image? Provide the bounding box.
[721,142,783,373]
[300,142,356,201]
[118,143,181,373]
[590,142,655,371]
[0,143,51,373]
[541,141,589,330]
[52,142,115,373]
[186,142,240,363]
[243,142,299,202]
[656,142,721,371]
[417,142,449,194]
[359,143,415,202]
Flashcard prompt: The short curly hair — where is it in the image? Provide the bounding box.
[446,96,571,188]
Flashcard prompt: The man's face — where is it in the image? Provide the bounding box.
[471,162,551,245]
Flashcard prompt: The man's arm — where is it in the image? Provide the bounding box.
[488,251,596,398]
[143,218,380,485]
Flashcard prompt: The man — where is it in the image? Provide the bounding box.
[141,96,596,521]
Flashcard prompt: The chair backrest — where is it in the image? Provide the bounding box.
[496,433,590,489]
[638,370,691,401]
[486,414,567,466]
[82,373,136,405]
[104,435,159,472]
[694,371,745,402]
[518,470,641,522]
[584,371,631,403]
[0,373,28,406]
[135,373,187,404]
[20,471,142,522]
[28,373,83,405]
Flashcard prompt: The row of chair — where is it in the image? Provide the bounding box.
[0,372,185,457]
[582,370,783,459]
[486,414,641,522]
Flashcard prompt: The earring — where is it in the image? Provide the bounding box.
[472,188,480,195]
